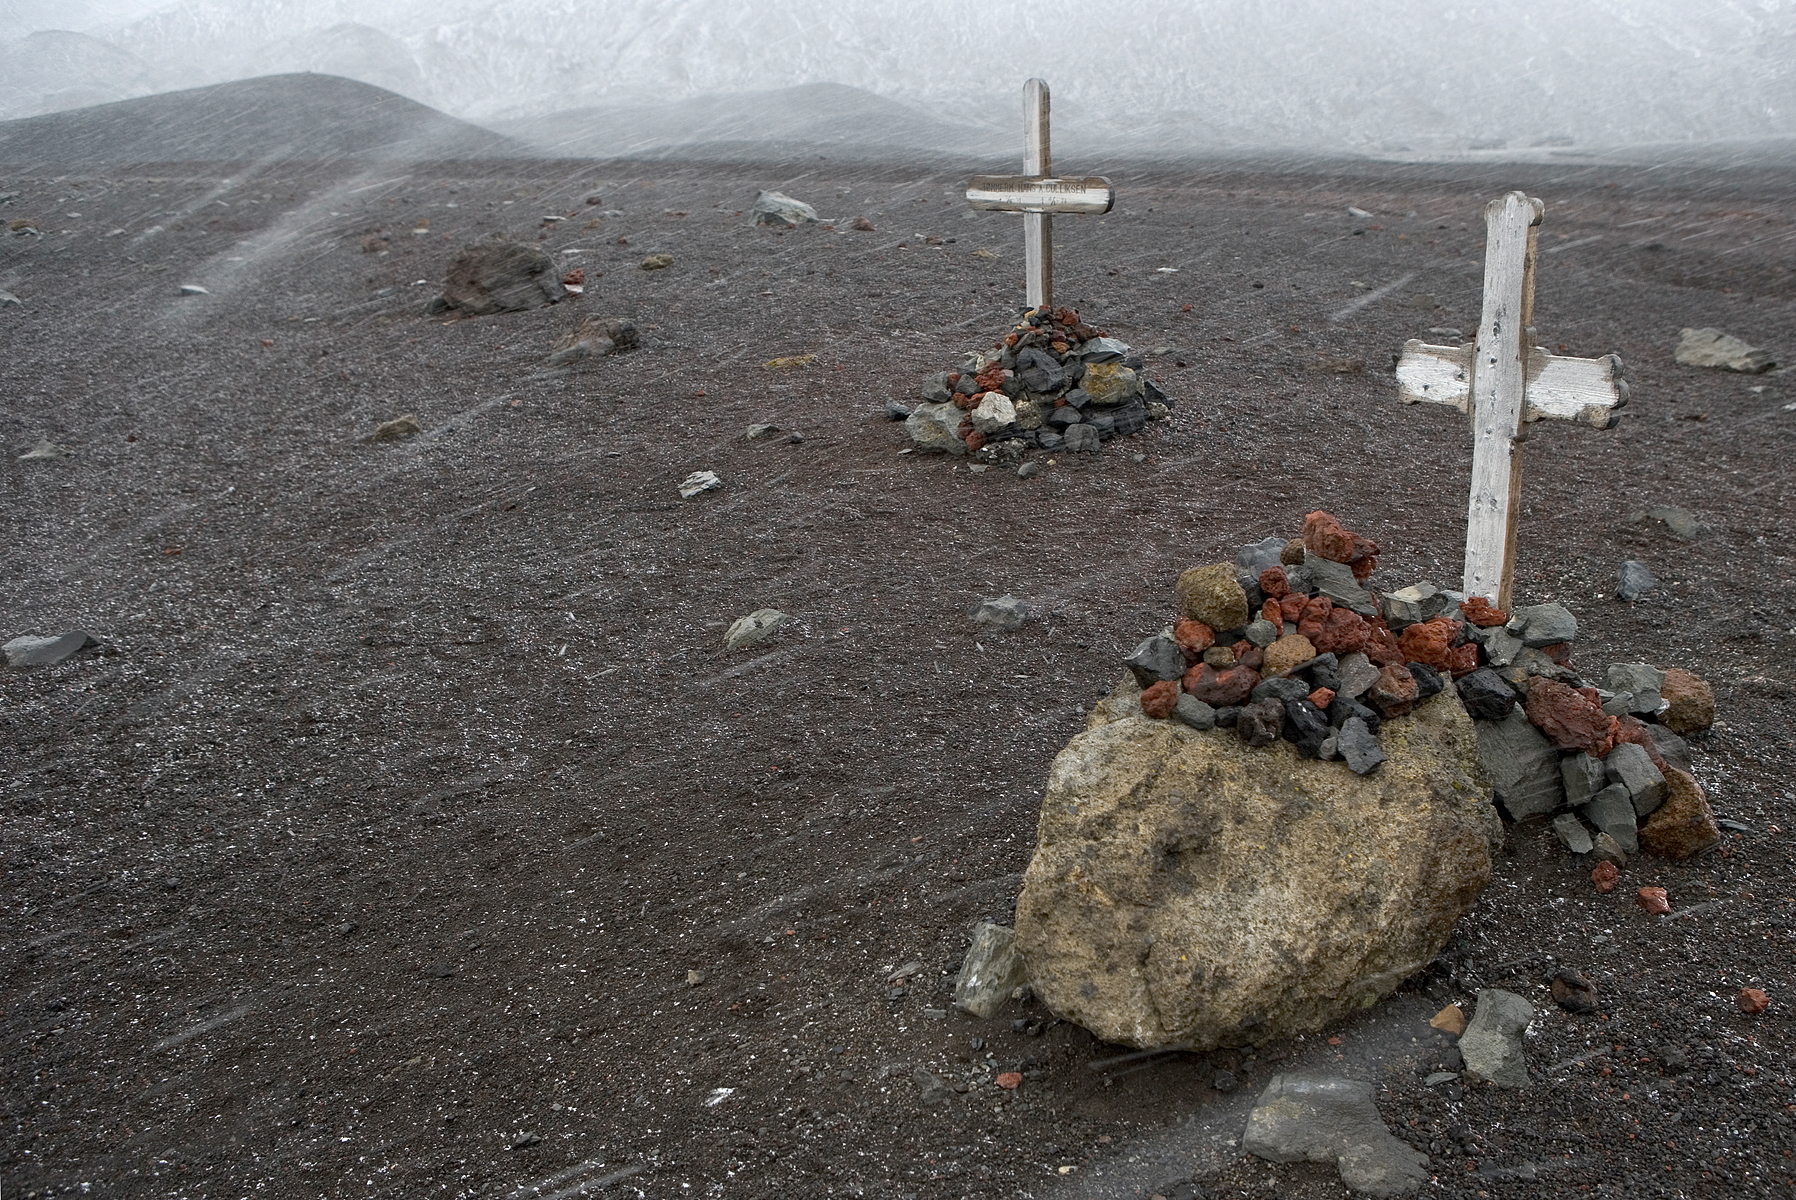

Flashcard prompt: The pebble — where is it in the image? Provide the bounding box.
[1210,1070,1238,1093]
[1616,560,1659,601]
[1737,988,1771,1014]
[178,283,209,295]
[1636,886,1671,915]
[1550,967,1599,1014]
[678,470,722,498]
[884,400,913,421]
[971,595,1028,632]
[1016,461,1043,479]
[724,608,788,651]
[639,253,673,270]
[1590,860,1620,892]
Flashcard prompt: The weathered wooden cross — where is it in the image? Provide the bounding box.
[1395,191,1629,610]
[964,78,1114,311]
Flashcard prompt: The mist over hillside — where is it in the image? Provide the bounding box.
[2,0,1794,159]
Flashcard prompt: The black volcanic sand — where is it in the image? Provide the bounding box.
[3,143,1795,1200]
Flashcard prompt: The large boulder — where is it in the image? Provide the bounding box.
[1015,675,1500,1050]
[442,236,565,315]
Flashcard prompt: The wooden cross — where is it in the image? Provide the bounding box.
[964,78,1113,311]
[1395,191,1629,610]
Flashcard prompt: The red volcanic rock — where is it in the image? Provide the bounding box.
[1447,642,1480,679]
[1459,597,1508,627]
[953,392,979,410]
[1278,593,1308,624]
[1576,686,1603,708]
[1308,687,1336,710]
[1636,887,1671,916]
[1591,861,1620,893]
[965,429,987,452]
[1349,554,1378,583]
[1303,511,1354,562]
[1613,715,1668,772]
[1366,662,1419,718]
[975,365,1007,392]
[1524,677,1616,757]
[1173,619,1216,659]
[1397,617,1459,672]
[1261,599,1283,625]
[1738,988,1770,1014]
[1541,641,1574,666]
[1304,606,1370,657]
[1140,680,1179,719]
[945,372,961,387]
[1362,622,1405,667]
[1259,566,1290,598]
[1182,663,1260,707]
[1235,645,1265,672]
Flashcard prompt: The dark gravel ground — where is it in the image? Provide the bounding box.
[3,137,1795,1200]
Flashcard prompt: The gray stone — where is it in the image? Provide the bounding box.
[1476,710,1564,820]
[1460,989,1533,1088]
[954,922,1027,1018]
[1455,669,1516,721]
[1242,1074,1429,1197]
[905,402,969,455]
[969,392,1016,434]
[1253,677,1313,705]
[1647,728,1692,773]
[1304,553,1378,617]
[1244,619,1279,648]
[1034,431,1063,451]
[1015,347,1066,394]
[1011,398,1045,431]
[1551,812,1594,854]
[745,421,780,440]
[1015,677,1500,1050]
[724,608,787,651]
[1124,634,1187,687]
[1591,832,1627,865]
[884,400,913,421]
[971,595,1028,632]
[1605,663,1665,715]
[1630,505,1712,540]
[678,470,722,498]
[750,189,825,228]
[1674,326,1775,374]
[1561,753,1609,809]
[1337,717,1385,775]
[1318,733,1341,761]
[1336,653,1379,700]
[1507,603,1577,648]
[1235,536,1289,591]
[1581,784,1639,854]
[1045,404,1082,428]
[1500,647,1579,688]
[1016,461,1043,480]
[918,372,954,404]
[1174,694,1216,731]
[17,439,71,461]
[912,1066,953,1106]
[1616,560,1659,601]
[3,631,99,668]
[0,289,20,306]
[1605,743,1668,817]
[443,237,564,315]
[1380,583,1451,631]
[1079,337,1130,362]
[1062,423,1101,453]
[547,315,639,364]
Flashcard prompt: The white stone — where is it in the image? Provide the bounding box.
[969,392,1016,434]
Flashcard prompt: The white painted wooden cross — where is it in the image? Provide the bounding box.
[1395,191,1629,610]
[964,78,1114,311]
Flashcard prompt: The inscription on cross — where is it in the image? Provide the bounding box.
[1395,191,1629,610]
[965,78,1114,311]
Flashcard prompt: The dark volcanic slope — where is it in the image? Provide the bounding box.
[1,150,1794,1200]
[0,74,522,168]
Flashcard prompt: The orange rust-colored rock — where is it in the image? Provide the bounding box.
[1636,887,1671,915]
[1429,1005,1467,1036]
[1261,598,1283,625]
[1140,680,1179,719]
[1173,619,1216,660]
[1259,566,1290,598]
[1367,662,1419,717]
[1524,677,1616,758]
[1261,634,1319,677]
[1738,988,1770,1014]
[1182,663,1260,707]
[1397,617,1461,673]
[1447,642,1480,679]
[1300,602,1371,657]
[1659,668,1716,735]
[1460,597,1508,627]
[1303,510,1355,562]
[1308,687,1336,710]
[1278,593,1309,624]
[1362,622,1405,667]
[996,1071,1023,1089]
[1349,554,1379,583]
[1639,766,1721,859]
[1591,861,1620,893]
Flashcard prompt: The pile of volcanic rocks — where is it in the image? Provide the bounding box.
[899,306,1173,463]
[1122,510,1721,859]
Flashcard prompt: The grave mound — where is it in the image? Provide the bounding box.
[900,306,1173,462]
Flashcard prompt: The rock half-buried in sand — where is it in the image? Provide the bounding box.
[1014,674,1500,1050]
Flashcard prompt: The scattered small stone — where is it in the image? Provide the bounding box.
[1016,461,1043,479]
[971,595,1028,632]
[442,236,566,315]
[508,1131,541,1149]
[0,288,21,306]
[1429,1004,1466,1036]
[17,439,71,461]
[745,422,780,440]
[751,190,825,228]
[678,470,722,498]
[1590,860,1620,892]
[371,414,423,442]
[1550,968,1599,1014]
[1551,813,1594,854]
[954,922,1028,1019]
[851,216,876,232]
[1581,784,1639,854]
[1605,742,1668,817]
[1592,833,1628,866]
[1737,987,1770,1014]
[724,608,788,651]
[686,969,706,986]
[884,400,913,421]
[547,315,639,364]
[178,283,209,295]
[639,253,673,270]
[1508,602,1578,647]
[913,1067,954,1105]
[1636,886,1671,915]
[1616,560,1659,601]
[1629,505,1711,540]
[765,354,816,370]
[1674,327,1775,374]
[1459,989,1533,1088]
[1423,1071,1458,1087]
[995,1072,1023,1089]
[1210,1070,1238,1093]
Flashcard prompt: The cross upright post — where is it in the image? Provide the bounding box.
[965,78,1113,314]
[1395,190,1629,610]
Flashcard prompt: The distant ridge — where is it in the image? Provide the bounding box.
[493,82,1003,162]
[0,73,523,167]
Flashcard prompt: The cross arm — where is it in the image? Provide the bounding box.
[1396,340,1629,428]
[965,176,1115,215]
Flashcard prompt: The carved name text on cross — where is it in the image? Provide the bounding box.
[964,78,1114,311]
[1395,191,1629,610]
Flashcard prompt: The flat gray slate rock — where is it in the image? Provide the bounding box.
[1675,326,1775,373]
[1243,1073,1429,1196]
[4,631,100,667]
[1460,988,1534,1087]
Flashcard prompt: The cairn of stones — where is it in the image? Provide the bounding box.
[1124,510,1720,860]
[903,306,1172,463]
